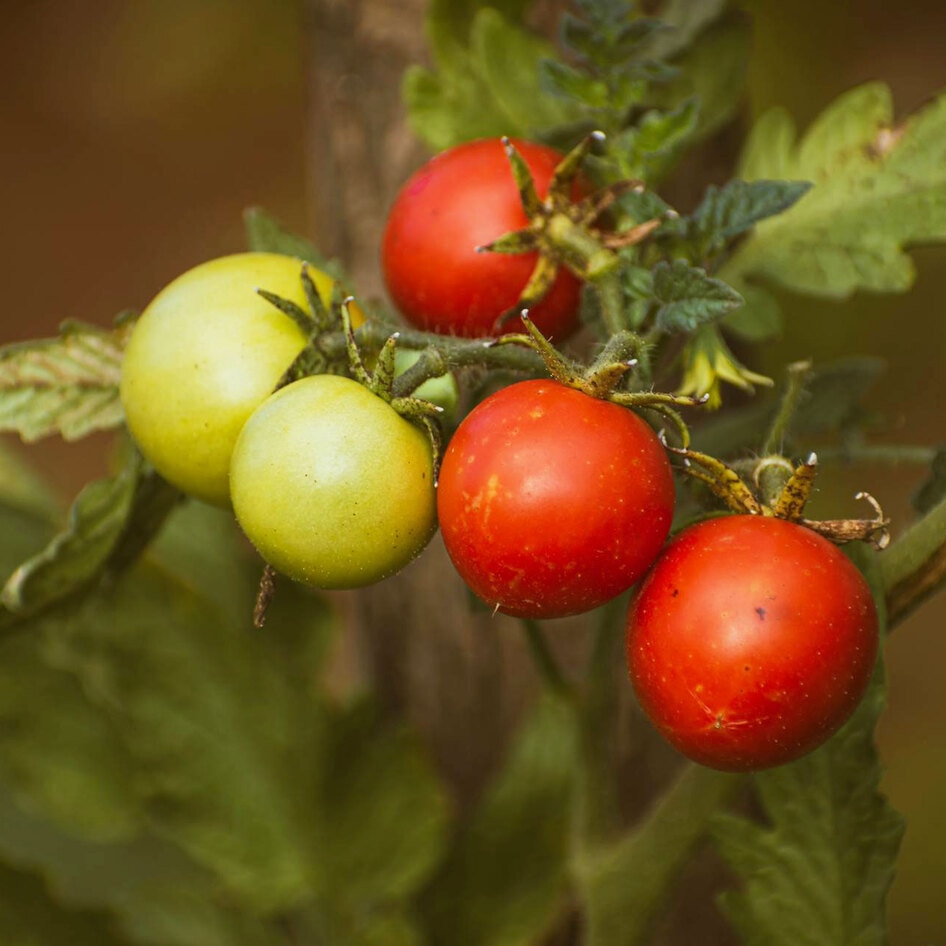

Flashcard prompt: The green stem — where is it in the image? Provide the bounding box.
[521,619,573,699]
[881,493,946,628]
[761,360,812,456]
[577,763,743,946]
[594,269,627,337]
[320,320,547,377]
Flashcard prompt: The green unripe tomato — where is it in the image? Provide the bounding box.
[394,348,460,419]
[230,374,437,588]
[119,253,340,506]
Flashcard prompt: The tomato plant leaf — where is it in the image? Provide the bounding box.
[419,696,578,946]
[693,179,813,250]
[712,642,904,945]
[652,259,744,333]
[404,8,579,153]
[0,320,129,443]
[615,98,699,179]
[0,448,181,623]
[721,83,946,322]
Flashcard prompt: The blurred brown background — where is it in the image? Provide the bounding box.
[0,0,943,941]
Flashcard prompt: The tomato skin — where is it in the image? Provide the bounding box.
[626,515,879,772]
[382,138,582,339]
[437,379,675,619]
[120,253,344,506]
[230,375,437,589]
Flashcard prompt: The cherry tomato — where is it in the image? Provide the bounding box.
[230,375,437,589]
[437,379,675,618]
[120,253,348,506]
[381,138,583,339]
[626,515,879,771]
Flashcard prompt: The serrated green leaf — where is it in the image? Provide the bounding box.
[1,449,180,621]
[694,179,813,247]
[419,696,577,946]
[617,188,674,226]
[724,83,946,298]
[317,699,449,906]
[712,637,904,946]
[0,859,127,946]
[790,356,886,438]
[652,259,744,333]
[0,321,128,443]
[912,446,946,514]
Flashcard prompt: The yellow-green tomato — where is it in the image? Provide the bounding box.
[120,253,340,506]
[230,375,437,588]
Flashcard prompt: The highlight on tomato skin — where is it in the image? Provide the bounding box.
[381,137,583,339]
[436,379,676,619]
[625,515,880,772]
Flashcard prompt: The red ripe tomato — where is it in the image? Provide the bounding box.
[437,379,675,619]
[626,515,879,772]
[381,138,583,339]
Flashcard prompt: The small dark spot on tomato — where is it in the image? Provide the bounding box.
[755,606,766,621]
[671,588,679,598]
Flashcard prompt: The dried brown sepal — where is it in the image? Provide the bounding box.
[601,218,663,249]
[801,492,891,549]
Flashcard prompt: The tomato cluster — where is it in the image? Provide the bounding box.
[119,137,880,772]
[119,252,437,589]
